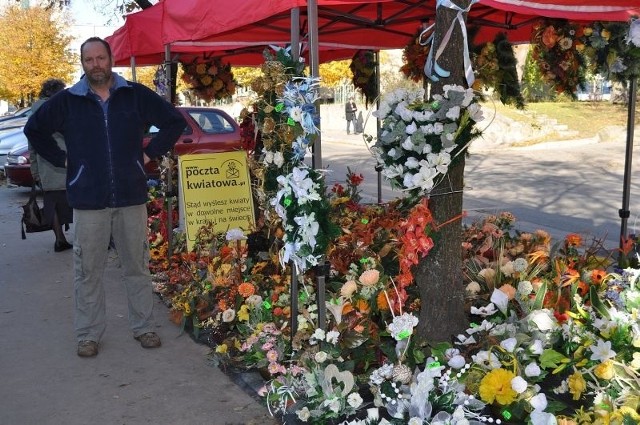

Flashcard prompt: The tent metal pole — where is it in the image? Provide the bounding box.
[291,8,300,61]
[164,44,174,258]
[130,56,137,82]
[308,0,321,170]
[620,77,637,249]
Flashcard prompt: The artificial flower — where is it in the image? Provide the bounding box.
[359,269,380,286]
[568,371,587,400]
[478,368,518,405]
[222,308,236,323]
[589,339,617,361]
[593,360,614,380]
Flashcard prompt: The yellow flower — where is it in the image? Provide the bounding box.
[610,406,640,423]
[195,63,206,74]
[238,304,250,322]
[594,360,615,380]
[215,344,228,354]
[568,371,587,400]
[478,368,518,405]
[601,29,611,40]
[583,27,593,36]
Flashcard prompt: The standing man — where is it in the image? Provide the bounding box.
[25,37,186,357]
[345,96,357,135]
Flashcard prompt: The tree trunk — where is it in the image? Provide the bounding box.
[415,0,472,344]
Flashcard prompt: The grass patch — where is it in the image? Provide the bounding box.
[488,100,638,140]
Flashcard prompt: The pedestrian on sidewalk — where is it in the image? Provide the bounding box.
[25,37,186,358]
[28,78,73,253]
[345,96,357,134]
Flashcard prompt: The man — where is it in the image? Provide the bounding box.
[345,96,357,135]
[24,37,186,357]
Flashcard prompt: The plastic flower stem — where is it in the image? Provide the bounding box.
[388,276,403,315]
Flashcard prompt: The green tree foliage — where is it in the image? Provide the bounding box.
[0,5,76,106]
[521,48,556,102]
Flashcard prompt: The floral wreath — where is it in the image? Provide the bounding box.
[400,28,432,83]
[350,50,378,106]
[578,19,640,83]
[530,19,586,97]
[181,57,237,102]
[371,84,484,202]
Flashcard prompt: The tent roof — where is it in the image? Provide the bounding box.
[106,0,640,67]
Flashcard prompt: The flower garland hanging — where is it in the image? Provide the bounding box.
[250,47,339,273]
[350,50,378,106]
[473,33,525,109]
[400,29,432,83]
[371,85,484,203]
[530,19,586,97]
[577,19,640,83]
[181,57,237,102]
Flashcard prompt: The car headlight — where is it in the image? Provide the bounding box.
[7,154,28,165]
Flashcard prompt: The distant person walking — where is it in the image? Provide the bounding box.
[28,78,73,252]
[25,37,186,358]
[345,96,357,135]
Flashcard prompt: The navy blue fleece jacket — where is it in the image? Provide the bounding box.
[24,74,186,210]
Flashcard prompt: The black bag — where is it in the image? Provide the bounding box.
[21,184,51,239]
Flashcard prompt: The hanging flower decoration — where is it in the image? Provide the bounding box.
[181,57,237,102]
[249,47,339,273]
[270,78,339,272]
[577,19,640,82]
[350,50,378,106]
[473,33,525,109]
[371,85,484,203]
[530,19,586,97]
[400,28,432,83]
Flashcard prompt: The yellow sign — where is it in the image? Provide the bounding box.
[179,151,255,251]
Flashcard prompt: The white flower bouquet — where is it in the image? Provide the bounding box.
[371,85,483,199]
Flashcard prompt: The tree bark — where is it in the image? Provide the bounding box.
[415,0,472,344]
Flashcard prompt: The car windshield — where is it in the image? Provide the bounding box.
[189,111,234,134]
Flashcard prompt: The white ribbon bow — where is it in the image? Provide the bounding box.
[423,0,479,87]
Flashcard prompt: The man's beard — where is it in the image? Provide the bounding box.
[86,68,111,86]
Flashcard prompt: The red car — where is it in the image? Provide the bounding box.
[3,106,242,187]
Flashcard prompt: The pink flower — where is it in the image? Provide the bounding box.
[262,342,274,351]
[268,362,285,375]
[266,349,279,363]
[359,269,380,286]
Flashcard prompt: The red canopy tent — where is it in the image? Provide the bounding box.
[107,0,639,68]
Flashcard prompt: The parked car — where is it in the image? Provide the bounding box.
[4,106,242,187]
[0,107,31,123]
[3,140,30,187]
[0,126,27,168]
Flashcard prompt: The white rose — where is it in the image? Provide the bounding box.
[296,406,311,422]
[315,351,328,363]
[347,392,363,409]
[448,354,466,369]
[530,339,544,355]
[525,362,542,377]
[527,309,557,331]
[529,393,548,411]
[273,151,285,168]
[511,376,528,394]
[500,337,518,353]
[222,308,236,323]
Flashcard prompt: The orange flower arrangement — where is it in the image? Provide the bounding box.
[530,19,586,96]
[181,57,237,102]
